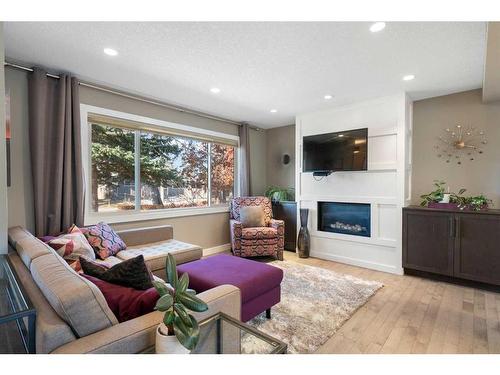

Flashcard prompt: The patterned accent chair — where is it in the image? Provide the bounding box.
[229,196,284,261]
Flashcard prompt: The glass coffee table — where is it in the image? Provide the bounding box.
[148,312,287,354]
[0,255,36,354]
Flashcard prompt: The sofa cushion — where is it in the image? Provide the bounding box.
[82,274,160,323]
[241,227,278,240]
[80,255,154,290]
[116,225,173,247]
[82,222,126,260]
[30,251,118,337]
[8,252,77,354]
[239,206,265,228]
[8,226,34,248]
[8,227,52,268]
[15,236,53,269]
[116,239,202,271]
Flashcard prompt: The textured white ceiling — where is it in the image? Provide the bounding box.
[4,22,486,128]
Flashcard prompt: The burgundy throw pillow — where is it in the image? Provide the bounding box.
[80,255,153,290]
[82,222,126,260]
[81,274,160,322]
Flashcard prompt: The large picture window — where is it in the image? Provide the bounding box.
[85,108,237,220]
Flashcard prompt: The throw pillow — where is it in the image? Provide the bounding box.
[44,226,95,261]
[82,222,126,260]
[81,274,160,322]
[80,255,153,290]
[239,206,266,227]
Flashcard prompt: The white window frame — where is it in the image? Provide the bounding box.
[80,104,240,225]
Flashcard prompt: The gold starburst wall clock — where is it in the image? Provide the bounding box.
[435,124,487,165]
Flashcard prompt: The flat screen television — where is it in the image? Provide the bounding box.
[302,128,368,173]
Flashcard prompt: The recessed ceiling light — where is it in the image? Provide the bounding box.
[403,74,415,81]
[103,48,118,56]
[370,22,386,33]
[324,95,333,100]
[270,109,278,113]
[338,134,344,137]
[210,87,221,94]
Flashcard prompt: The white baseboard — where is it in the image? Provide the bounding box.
[203,243,231,256]
[310,250,404,275]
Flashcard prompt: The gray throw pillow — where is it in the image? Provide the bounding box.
[240,206,266,227]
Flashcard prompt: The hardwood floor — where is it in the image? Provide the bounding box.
[282,251,500,354]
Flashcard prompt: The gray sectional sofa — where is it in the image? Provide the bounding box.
[7,225,241,354]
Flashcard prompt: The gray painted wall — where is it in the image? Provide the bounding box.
[412,89,500,207]
[266,124,295,192]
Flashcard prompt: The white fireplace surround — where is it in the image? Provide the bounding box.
[295,94,412,274]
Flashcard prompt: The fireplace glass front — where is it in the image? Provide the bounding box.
[318,202,371,237]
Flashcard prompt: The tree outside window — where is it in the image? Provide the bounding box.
[90,123,234,213]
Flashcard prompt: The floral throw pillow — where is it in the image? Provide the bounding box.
[83,222,127,260]
[44,225,95,262]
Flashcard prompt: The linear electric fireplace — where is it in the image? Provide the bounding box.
[318,202,371,237]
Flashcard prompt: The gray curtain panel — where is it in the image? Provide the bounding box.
[28,68,84,237]
[238,122,252,196]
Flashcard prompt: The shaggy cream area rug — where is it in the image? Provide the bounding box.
[241,261,383,354]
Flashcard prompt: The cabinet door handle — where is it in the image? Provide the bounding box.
[449,216,455,238]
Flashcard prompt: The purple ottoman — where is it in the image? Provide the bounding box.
[177,254,283,322]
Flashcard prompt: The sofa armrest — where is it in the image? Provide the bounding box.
[116,225,173,247]
[52,285,241,354]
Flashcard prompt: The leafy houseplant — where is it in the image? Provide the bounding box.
[450,189,492,211]
[265,186,295,203]
[152,253,208,351]
[419,180,447,207]
[420,181,492,211]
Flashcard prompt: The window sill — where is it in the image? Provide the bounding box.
[84,205,230,226]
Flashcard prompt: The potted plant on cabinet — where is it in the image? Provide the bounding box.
[265,186,295,204]
[152,253,208,354]
[420,180,492,211]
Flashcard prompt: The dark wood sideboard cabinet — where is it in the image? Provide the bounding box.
[403,206,500,287]
[272,201,297,251]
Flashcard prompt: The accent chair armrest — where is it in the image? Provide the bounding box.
[229,219,243,257]
[270,219,285,261]
[51,285,241,354]
[229,219,243,238]
[269,218,284,230]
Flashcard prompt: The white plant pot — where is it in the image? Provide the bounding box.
[440,193,451,203]
[155,324,190,354]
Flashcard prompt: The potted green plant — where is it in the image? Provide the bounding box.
[450,189,492,211]
[419,180,447,207]
[153,253,208,354]
[265,186,295,203]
